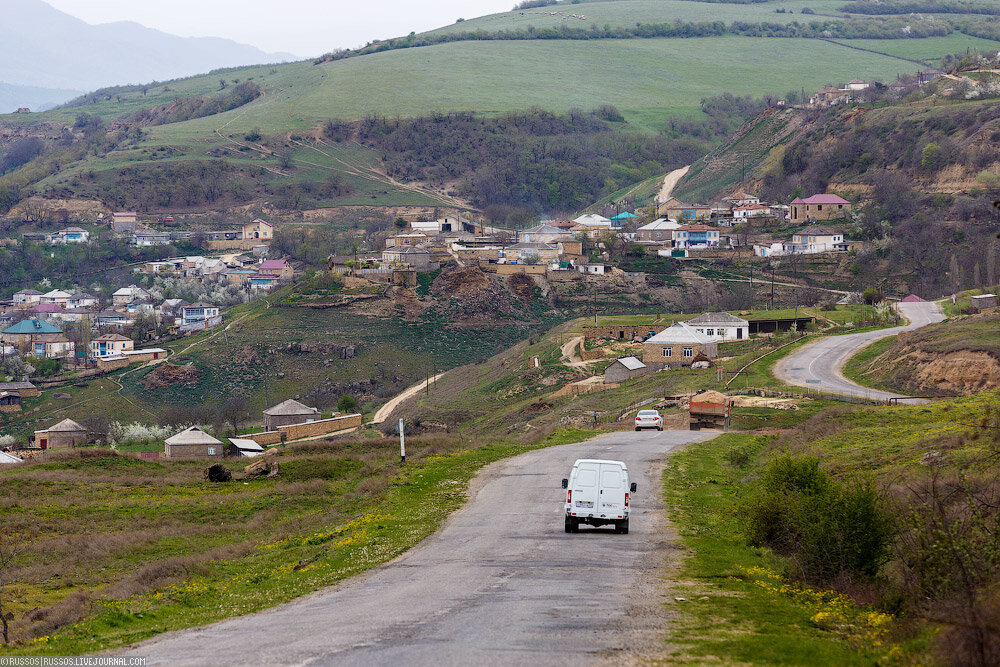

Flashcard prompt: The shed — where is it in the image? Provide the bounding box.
[164,427,223,459]
[603,357,651,384]
[263,399,320,430]
[971,294,998,309]
[34,419,88,449]
[0,391,22,413]
[230,438,266,458]
[0,451,23,465]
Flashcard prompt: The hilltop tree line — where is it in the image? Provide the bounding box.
[315,15,961,65]
[841,0,1000,15]
[127,82,262,127]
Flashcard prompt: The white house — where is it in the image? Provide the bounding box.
[39,289,72,305]
[732,204,772,220]
[181,302,220,326]
[791,226,843,252]
[685,312,750,341]
[573,213,612,229]
[49,227,90,244]
[577,264,608,275]
[13,289,42,305]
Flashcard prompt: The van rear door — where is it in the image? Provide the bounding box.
[598,463,627,518]
[570,461,600,517]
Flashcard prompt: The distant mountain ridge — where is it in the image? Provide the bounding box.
[0,0,295,111]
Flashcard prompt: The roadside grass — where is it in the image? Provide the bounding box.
[729,399,841,431]
[841,336,903,395]
[2,427,591,655]
[940,285,1000,316]
[662,433,906,665]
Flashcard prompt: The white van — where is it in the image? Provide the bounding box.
[561,459,636,534]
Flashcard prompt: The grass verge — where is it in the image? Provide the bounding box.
[661,433,913,664]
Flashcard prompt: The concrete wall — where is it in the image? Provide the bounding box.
[495,263,547,275]
[264,411,320,431]
[243,413,364,446]
[96,356,130,372]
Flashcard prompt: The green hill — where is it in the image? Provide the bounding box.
[2,0,1000,215]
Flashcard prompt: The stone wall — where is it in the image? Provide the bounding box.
[243,413,363,446]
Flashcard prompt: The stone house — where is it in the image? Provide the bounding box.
[34,419,88,449]
[243,219,273,242]
[263,399,321,430]
[642,322,717,366]
[91,333,134,357]
[603,357,652,383]
[790,194,851,223]
[165,427,224,459]
[636,219,681,244]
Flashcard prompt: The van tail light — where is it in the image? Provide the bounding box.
[567,489,572,504]
[625,493,629,507]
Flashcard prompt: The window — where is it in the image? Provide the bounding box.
[706,329,714,336]
[207,447,216,455]
[683,347,693,358]
[662,347,672,358]
[817,204,823,211]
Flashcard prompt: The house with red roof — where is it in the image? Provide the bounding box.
[259,258,294,280]
[790,194,852,224]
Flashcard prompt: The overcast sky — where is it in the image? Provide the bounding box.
[44,0,516,58]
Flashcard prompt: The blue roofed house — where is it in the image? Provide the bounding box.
[1,319,75,358]
[49,227,90,244]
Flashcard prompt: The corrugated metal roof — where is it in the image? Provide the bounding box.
[615,356,646,371]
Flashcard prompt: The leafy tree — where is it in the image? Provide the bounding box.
[337,394,358,413]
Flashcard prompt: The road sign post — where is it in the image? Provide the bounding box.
[399,418,406,464]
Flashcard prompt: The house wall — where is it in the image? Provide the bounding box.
[583,325,669,341]
[244,413,364,446]
[164,442,224,459]
[641,341,718,365]
[0,401,21,413]
[96,356,130,372]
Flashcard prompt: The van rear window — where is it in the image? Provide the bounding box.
[576,469,597,486]
[602,470,622,488]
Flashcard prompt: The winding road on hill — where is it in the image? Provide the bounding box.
[121,429,714,665]
[773,300,945,401]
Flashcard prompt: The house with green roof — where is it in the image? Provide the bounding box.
[1,319,75,359]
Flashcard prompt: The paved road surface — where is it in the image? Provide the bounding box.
[773,300,944,401]
[121,430,715,666]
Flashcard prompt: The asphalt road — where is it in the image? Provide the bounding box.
[120,429,714,666]
[773,300,945,401]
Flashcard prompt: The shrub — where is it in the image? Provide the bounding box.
[742,453,895,583]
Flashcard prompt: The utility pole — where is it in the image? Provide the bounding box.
[399,418,405,463]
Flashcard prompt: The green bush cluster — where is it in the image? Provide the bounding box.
[741,453,895,582]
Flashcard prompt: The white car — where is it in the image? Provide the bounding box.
[562,458,636,534]
[634,409,663,431]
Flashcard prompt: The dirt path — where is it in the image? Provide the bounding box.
[657,165,690,202]
[371,373,446,424]
[560,335,594,368]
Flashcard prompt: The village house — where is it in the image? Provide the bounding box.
[111,212,138,235]
[501,242,560,264]
[258,258,294,280]
[96,309,133,330]
[91,333,134,357]
[133,231,172,247]
[636,219,681,244]
[164,427,223,459]
[29,303,65,322]
[0,381,39,398]
[661,200,711,221]
[519,223,572,245]
[249,274,282,290]
[642,322,717,366]
[381,246,437,271]
[686,312,750,341]
[673,224,720,248]
[724,190,760,208]
[577,263,608,275]
[243,219,273,242]
[385,232,429,248]
[263,399,321,430]
[112,285,151,307]
[1,319,75,358]
[40,289,72,305]
[67,292,99,309]
[790,194,852,223]
[603,356,651,384]
[48,227,90,244]
[791,226,845,252]
[34,419,88,449]
[572,213,612,236]
[13,289,42,305]
[181,303,220,326]
[733,203,772,220]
